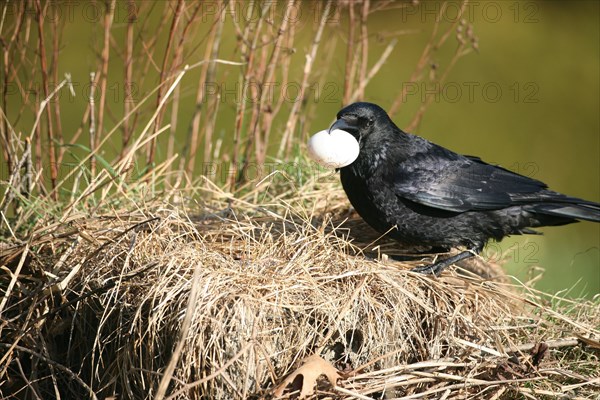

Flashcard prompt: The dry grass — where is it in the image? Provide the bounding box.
[1,2,599,399]
[1,180,599,399]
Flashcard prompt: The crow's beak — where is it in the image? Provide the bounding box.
[328,118,355,133]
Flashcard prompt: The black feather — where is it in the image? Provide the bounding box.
[332,102,599,272]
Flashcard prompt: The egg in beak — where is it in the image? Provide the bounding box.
[307,128,360,169]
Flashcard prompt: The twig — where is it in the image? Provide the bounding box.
[347,39,397,103]
[251,0,296,166]
[121,0,136,157]
[202,8,225,166]
[0,343,99,400]
[95,0,116,159]
[184,6,222,177]
[334,386,374,400]
[34,0,57,198]
[517,387,591,399]
[165,341,253,399]
[154,267,206,400]
[148,0,184,167]
[111,65,189,195]
[89,72,97,179]
[388,0,468,118]
[0,244,29,315]
[50,5,64,163]
[511,337,580,353]
[318,275,368,351]
[230,1,269,190]
[561,377,600,392]
[343,3,357,104]
[166,2,202,176]
[0,1,25,175]
[279,0,331,159]
[357,0,370,100]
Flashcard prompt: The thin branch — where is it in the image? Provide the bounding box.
[184,4,223,177]
[251,0,296,166]
[357,0,370,100]
[121,0,136,157]
[347,39,397,104]
[34,0,57,198]
[343,3,357,104]
[0,343,99,400]
[202,7,225,166]
[148,0,184,167]
[89,72,97,179]
[95,0,116,158]
[279,0,331,159]
[154,268,206,400]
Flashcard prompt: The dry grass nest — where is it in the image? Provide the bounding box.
[1,184,599,399]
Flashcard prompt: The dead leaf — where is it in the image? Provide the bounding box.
[273,354,341,398]
[530,342,549,367]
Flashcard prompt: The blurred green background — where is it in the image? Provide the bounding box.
[3,0,599,296]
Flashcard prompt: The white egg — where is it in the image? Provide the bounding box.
[307,129,360,168]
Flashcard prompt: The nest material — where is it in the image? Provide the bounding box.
[1,189,599,399]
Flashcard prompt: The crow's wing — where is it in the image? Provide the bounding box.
[391,149,550,212]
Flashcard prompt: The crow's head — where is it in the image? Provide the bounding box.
[329,102,392,144]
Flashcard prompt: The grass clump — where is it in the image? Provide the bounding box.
[1,181,599,399]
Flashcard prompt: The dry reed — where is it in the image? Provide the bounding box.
[0,179,598,399]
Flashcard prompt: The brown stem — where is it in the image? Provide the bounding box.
[230,1,264,190]
[273,20,297,158]
[238,3,273,189]
[203,9,225,166]
[242,40,268,175]
[343,3,356,105]
[389,0,467,118]
[51,5,63,160]
[121,0,136,158]
[33,97,42,186]
[166,2,202,176]
[357,0,370,100]
[184,4,222,177]
[127,1,170,137]
[148,0,184,168]
[300,25,339,143]
[89,72,97,178]
[251,0,296,166]
[1,1,25,175]
[96,0,116,162]
[407,41,468,132]
[280,0,332,159]
[35,0,57,199]
[348,39,397,104]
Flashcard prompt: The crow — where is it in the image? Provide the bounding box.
[330,102,600,275]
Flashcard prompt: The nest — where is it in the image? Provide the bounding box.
[1,185,599,399]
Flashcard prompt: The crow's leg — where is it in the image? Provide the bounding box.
[411,246,482,276]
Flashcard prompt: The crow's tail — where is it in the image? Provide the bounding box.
[530,201,600,223]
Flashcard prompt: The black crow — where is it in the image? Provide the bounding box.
[330,102,600,275]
